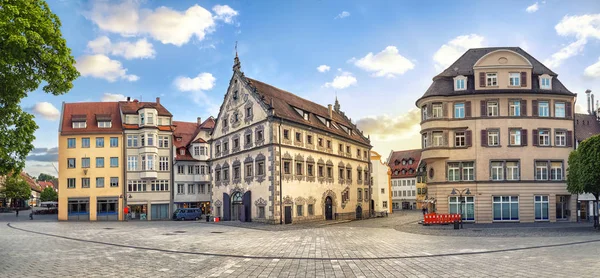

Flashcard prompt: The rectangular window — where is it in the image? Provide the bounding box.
[81,138,90,148]
[509,72,521,86]
[95,157,104,168]
[233,139,239,149]
[536,161,549,180]
[110,137,118,147]
[245,134,252,145]
[96,137,104,148]
[555,131,566,146]
[257,130,264,141]
[432,103,443,118]
[67,138,76,148]
[246,164,252,177]
[110,177,118,187]
[147,134,154,146]
[233,166,239,179]
[346,169,351,180]
[295,132,302,142]
[462,162,474,181]
[200,184,205,194]
[308,204,314,216]
[551,161,563,180]
[188,184,195,194]
[159,157,169,171]
[339,168,344,180]
[188,165,194,174]
[555,102,565,118]
[284,161,291,174]
[538,101,549,117]
[422,105,428,121]
[67,178,75,188]
[509,129,521,146]
[147,113,154,124]
[96,177,105,188]
[493,196,519,221]
[146,155,154,171]
[455,79,465,90]
[127,135,138,147]
[539,130,550,146]
[487,101,499,116]
[177,165,184,174]
[200,165,206,175]
[506,161,519,181]
[80,157,90,168]
[257,161,265,175]
[432,131,443,147]
[327,167,333,178]
[194,146,200,156]
[383,201,388,208]
[346,146,351,153]
[454,103,465,118]
[307,135,313,144]
[72,121,86,128]
[177,184,185,194]
[541,78,551,89]
[81,178,90,188]
[509,100,521,116]
[223,142,228,151]
[327,140,332,149]
[491,161,504,180]
[447,162,460,181]
[422,133,428,148]
[454,131,466,147]
[297,205,303,217]
[318,165,324,177]
[283,130,289,140]
[127,156,137,171]
[534,196,549,220]
[110,157,118,167]
[307,164,314,176]
[486,73,497,86]
[67,158,76,168]
[159,136,169,148]
[215,170,221,181]
[488,130,499,146]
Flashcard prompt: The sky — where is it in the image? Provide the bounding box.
[23,0,600,177]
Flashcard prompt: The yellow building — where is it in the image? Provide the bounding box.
[58,102,124,221]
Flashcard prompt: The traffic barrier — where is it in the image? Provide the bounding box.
[423,213,462,225]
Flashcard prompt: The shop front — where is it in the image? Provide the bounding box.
[175,201,211,214]
[96,197,119,221]
[68,198,90,221]
[129,204,147,220]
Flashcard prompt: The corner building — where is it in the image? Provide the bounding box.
[417,47,576,223]
[58,102,124,221]
[211,56,372,224]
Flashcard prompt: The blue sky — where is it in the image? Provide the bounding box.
[24,0,600,176]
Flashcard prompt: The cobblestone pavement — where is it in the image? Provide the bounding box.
[1,211,600,277]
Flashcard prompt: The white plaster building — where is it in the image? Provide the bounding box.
[370,151,391,215]
[120,98,173,220]
[388,149,420,211]
[172,117,215,214]
[210,55,372,224]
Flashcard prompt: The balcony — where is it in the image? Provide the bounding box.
[140,170,157,179]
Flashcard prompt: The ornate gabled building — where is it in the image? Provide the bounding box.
[387,149,421,210]
[417,47,576,223]
[172,117,214,213]
[119,98,174,220]
[211,55,372,224]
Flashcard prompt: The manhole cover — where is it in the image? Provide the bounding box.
[103,228,114,230]
[211,231,223,234]
[173,231,186,234]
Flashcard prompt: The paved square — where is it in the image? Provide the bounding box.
[1,211,599,277]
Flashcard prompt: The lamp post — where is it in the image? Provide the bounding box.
[450,188,471,229]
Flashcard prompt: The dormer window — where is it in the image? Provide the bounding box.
[454,75,467,91]
[409,159,413,164]
[180,149,185,155]
[326,120,331,128]
[402,160,407,165]
[539,74,552,90]
[395,160,400,166]
[509,73,521,86]
[486,73,498,86]
[303,113,309,121]
[98,121,111,128]
[72,121,86,128]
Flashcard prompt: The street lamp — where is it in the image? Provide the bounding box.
[450,188,471,228]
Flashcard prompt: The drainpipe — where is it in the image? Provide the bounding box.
[278,118,283,224]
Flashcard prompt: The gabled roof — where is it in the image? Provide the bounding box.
[199,117,215,129]
[245,77,370,146]
[418,47,575,104]
[172,120,207,161]
[575,113,600,142]
[20,172,41,193]
[387,149,421,179]
[60,102,123,135]
[119,100,172,116]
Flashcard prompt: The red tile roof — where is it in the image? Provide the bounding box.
[60,102,123,135]
[199,117,215,129]
[173,120,205,161]
[245,78,370,146]
[119,100,172,116]
[19,172,41,193]
[122,124,174,131]
[387,149,421,179]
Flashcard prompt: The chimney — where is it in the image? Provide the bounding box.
[586,89,591,114]
[156,97,160,104]
[197,117,202,125]
[328,104,333,118]
[127,96,131,102]
[592,93,595,115]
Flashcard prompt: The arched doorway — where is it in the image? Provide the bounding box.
[325,196,333,220]
[231,192,243,221]
[356,205,363,219]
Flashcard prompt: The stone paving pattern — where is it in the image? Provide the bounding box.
[1,210,600,277]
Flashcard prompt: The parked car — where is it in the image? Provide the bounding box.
[173,208,201,221]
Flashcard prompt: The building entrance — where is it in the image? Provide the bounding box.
[325,196,333,220]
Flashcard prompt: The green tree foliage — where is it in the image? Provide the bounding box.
[0,0,79,175]
[40,186,57,202]
[37,173,56,181]
[567,135,600,228]
[0,175,32,203]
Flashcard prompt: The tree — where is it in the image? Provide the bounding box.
[37,173,56,181]
[0,0,79,176]
[0,175,32,207]
[567,135,600,229]
[40,186,57,202]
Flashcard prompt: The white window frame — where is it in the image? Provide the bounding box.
[455,131,466,147]
[177,184,185,194]
[432,103,443,118]
[539,75,552,90]
[454,103,465,118]
[486,73,497,86]
[538,101,549,117]
[539,130,550,146]
[487,101,499,116]
[422,133,428,148]
[449,196,475,221]
[555,102,566,118]
[127,156,137,171]
[509,72,521,86]
[462,162,474,181]
[72,121,86,128]
[159,157,169,171]
[432,131,443,147]
[447,162,460,181]
[555,131,566,146]
[454,75,467,91]
[422,105,428,121]
[491,161,504,181]
[488,130,499,146]
[509,100,521,116]
[493,196,519,221]
[98,121,112,128]
[535,161,548,180]
[534,196,549,221]
[550,161,563,181]
[506,161,519,181]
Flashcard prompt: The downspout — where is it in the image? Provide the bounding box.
[278,118,283,224]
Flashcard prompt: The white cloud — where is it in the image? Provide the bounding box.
[433,34,485,72]
[30,102,60,120]
[335,11,350,19]
[87,2,237,46]
[87,36,155,60]
[212,5,238,24]
[174,72,216,104]
[76,54,139,82]
[101,93,128,102]
[355,109,421,140]
[324,72,357,89]
[544,14,600,69]
[317,65,331,73]
[351,46,415,78]
[526,2,539,13]
[584,57,600,78]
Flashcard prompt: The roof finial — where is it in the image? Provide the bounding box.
[235,41,238,58]
[334,94,340,112]
[233,41,241,72]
